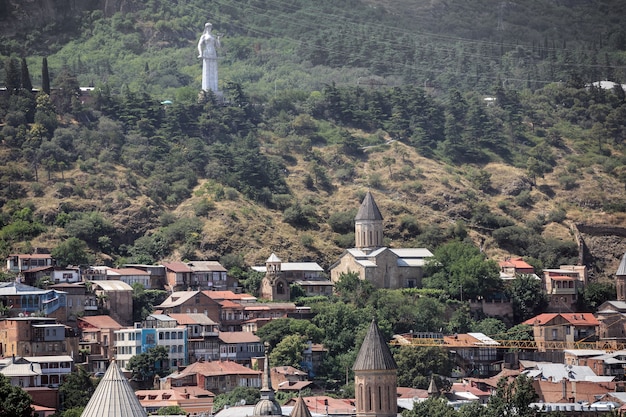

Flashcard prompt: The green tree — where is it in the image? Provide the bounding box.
[334,271,374,307]
[58,366,97,410]
[41,57,50,94]
[578,282,616,311]
[0,373,33,417]
[424,241,502,300]
[505,275,547,323]
[256,318,323,348]
[127,346,169,382]
[51,237,92,267]
[20,58,33,91]
[157,405,186,415]
[404,397,458,417]
[212,387,260,412]
[393,346,452,390]
[269,334,307,369]
[485,375,538,417]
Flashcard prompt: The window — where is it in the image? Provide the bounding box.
[552,329,558,340]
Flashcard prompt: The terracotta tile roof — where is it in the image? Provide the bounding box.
[173,360,262,377]
[109,267,149,276]
[549,275,576,281]
[499,257,533,269]
[9,253,52,259]
[168,313,218,325]
[524,313,599,326]
[219,300,243,308]
[203,290,256,301]
[158,291,200,308]
[284,396,356,415]
[163,262,192,273]
[219,332,261,344]
[451,382,491,397]
[272,366,307,376]
[397,387,428,399]
[78,315,123,329]
[170,386,215,397]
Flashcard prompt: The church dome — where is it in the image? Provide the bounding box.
[253,398,282,416]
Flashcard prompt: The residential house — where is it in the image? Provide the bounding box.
[218,331,264,365]
[6,253,54,285]
[156,290,220,319]
[0,316,79,358]
[114,314,188,371]
[135,387,215,415]
[543,265,587,312]
[50,282,96,322]
[0,281,67,321]
[329,192,434,290]
[0,356,72,409]
[168,313,220,363]
[253,254,332,301]
[77,315,123,373]
[50,267,81,284]
[524,313,599,352]
[84,266,151,289]
[271,366,312,393]
[596,300,626,341]
[163,262,193,292]
[302,342,327,377]
[163,360,262,394]
[90,280,134,326]
[586,350,626,379]
[122,264,166,290]
[498,257,539,280]
[563,349,607,366]
[188,261,232,291]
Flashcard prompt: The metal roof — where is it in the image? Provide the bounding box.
[618,253,626,276]
[80,360,148,417]
[352,319,397,371]
[355,191,383,221]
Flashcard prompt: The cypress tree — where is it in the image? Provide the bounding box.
[5,57,20,95]
[42,57,50,94]
[20,57,33,91]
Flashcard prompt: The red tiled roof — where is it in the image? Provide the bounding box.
[174,360,261,377]
[203,290,255,300]
[550,275,575,281]
[170,386,215,397]
[78,315,123,329]
[284,396,355,415]
[397,387,428,399]
[499,257,533,269]
[9,254,52,259]
[218,332,260,344]
[109,268,149,276]
[524,313,599,326]
[451,382,491,397]
[163,262,192,273]
[219,300,243,308]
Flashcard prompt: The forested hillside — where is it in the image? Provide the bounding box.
[1,0,626,281]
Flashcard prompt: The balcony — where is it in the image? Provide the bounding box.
[550,287,576,295]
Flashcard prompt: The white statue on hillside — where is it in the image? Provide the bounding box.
[198,22,221,93]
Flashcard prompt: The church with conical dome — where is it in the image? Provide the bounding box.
[330,191,433,289]
[353,319,398,417]
[80,360,148,417]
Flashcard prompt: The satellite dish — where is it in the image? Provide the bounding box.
[239,399,246,406]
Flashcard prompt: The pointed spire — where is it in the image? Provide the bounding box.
[353,319,397,371]
[290,394,313,417]
[427,375,439,397]
[617,252,626,276]
[355,191,383,221]
[81,360,148,417]
[260,341,275,399]
[253,342,282,416]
